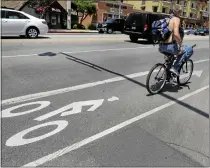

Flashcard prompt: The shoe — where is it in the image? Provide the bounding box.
[170,67,179,76]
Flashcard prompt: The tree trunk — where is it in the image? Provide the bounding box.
[80,14,88,24]
[79,13,85,24]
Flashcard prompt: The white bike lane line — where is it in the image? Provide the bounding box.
[2,59,209,106]
[22,85,209,167]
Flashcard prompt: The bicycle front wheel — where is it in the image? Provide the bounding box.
[146,63,167,95]
[177,59,194,86]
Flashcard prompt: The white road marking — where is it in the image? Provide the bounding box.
[23,85,209,167]
[34,99,104,121]
[2,54,38,58]
[2,71,149,106]
[2,47,152,58]
[63,46,152,54]
[6,120,68,147]
[2,101,50,118]
[2,45,209,58]
[194,59,209,64]
[108,96,119,102]
[2,58,209,106]
[192,70,203,77]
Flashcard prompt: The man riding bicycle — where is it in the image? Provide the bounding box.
[158,5,193,76]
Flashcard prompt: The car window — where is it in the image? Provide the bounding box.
[6,11,29,19]
[1,10,6,18]
[105,19,115,23]
[126,13,147,25]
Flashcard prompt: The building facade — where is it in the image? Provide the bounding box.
[80,1,133,27]
[123,0,209,28]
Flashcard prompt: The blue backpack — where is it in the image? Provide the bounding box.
[151,16,173,43]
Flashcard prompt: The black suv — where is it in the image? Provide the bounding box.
[124,12,170,43]
[97,18,125,34]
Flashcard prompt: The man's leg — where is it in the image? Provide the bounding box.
[167,44,179,76]
[172,45,193,74]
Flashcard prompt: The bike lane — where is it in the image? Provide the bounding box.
[1,58,209,166]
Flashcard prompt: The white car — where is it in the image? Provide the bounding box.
[1,8,48,38]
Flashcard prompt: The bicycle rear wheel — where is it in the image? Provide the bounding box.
[177,59,194,85]
[146,63,167,95]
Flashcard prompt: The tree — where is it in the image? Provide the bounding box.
[72,0,97,24]
[27,0,53,18]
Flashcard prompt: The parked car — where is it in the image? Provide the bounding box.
[97,18,125,34]
[1,8,48,38]
[194,28,209,36]
[184,28,196,35]
[123,12,170,43]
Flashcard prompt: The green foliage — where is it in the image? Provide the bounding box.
[87,24,96,30]
[72,0,97,24]
[73,24,78,29]
[27,0,52,8]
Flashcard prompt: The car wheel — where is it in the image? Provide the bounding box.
[26,27,39,38]
[107,28,113,34]
[129,35,138,42]
[203,33,206,36]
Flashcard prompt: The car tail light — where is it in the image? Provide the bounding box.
[42,21,47,24]
[144,24,148,31]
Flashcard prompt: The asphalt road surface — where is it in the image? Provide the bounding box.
[2,34,209,167]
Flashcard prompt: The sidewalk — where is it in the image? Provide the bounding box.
[48,29,98,33]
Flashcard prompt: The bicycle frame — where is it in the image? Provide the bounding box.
[153,54,175,82]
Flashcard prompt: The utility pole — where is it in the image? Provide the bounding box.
[118,1,121,18]
[67,0,71,29]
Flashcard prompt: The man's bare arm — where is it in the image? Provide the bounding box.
[173,18,182,49]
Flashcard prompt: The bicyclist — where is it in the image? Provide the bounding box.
[159,5,193,76]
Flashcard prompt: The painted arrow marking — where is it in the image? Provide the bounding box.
[192,70,203,77]
[180,70,203,79]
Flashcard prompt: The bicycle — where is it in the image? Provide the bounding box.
[146,44,196,95]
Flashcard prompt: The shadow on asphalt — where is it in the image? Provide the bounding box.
[1,36,50,39]
[60,52,209,119]
[38,52,57,57]
[124,40,153,45]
